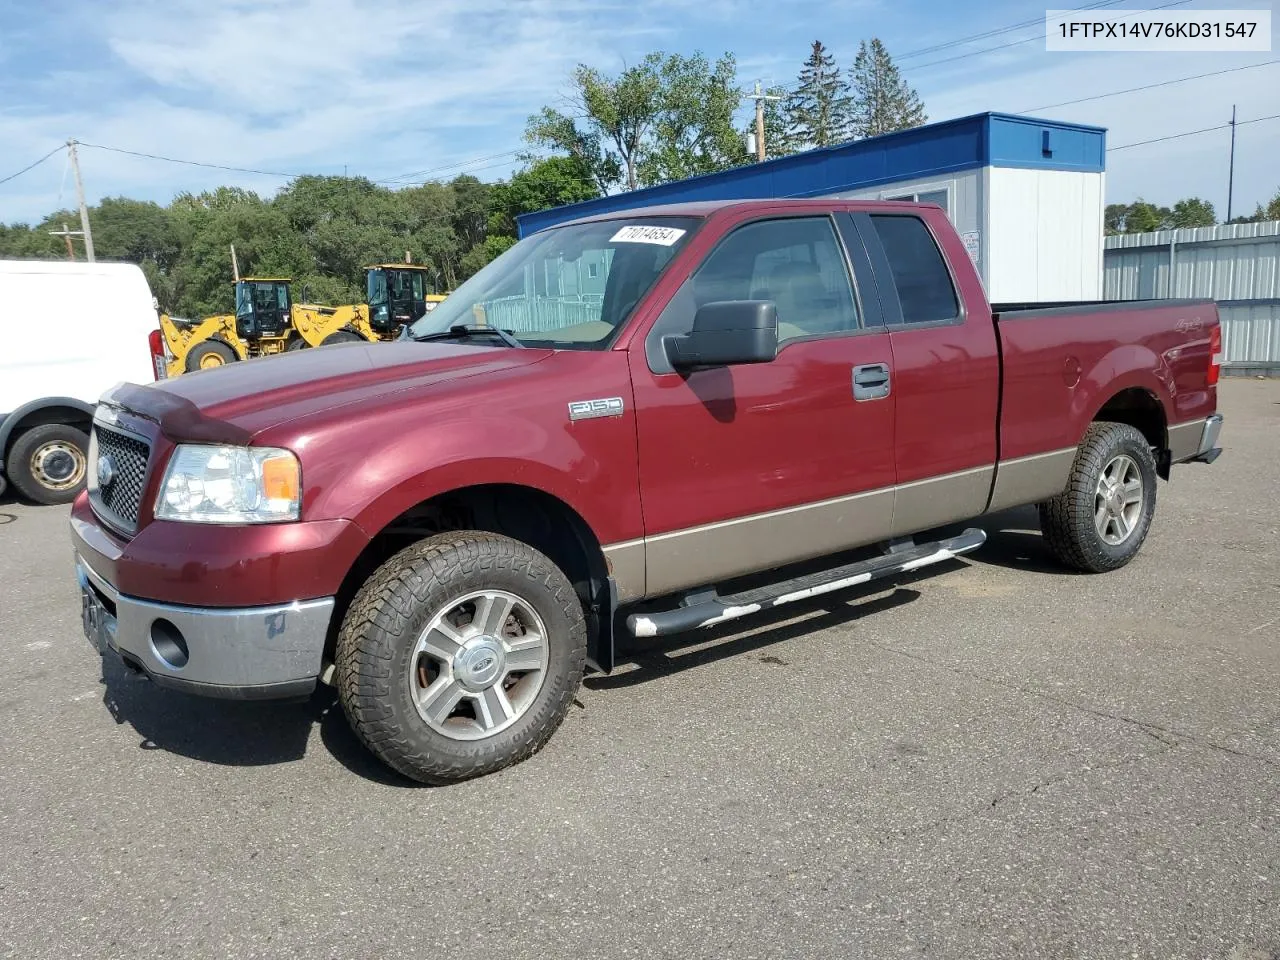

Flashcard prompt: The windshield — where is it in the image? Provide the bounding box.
[407,216,700,348]
[367,269,388,308]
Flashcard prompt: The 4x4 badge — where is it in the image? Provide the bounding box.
[568,397,625,421]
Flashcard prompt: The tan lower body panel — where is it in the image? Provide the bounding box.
[1167,418,1208,463]
[609,449,1096,602]
[891,466,994,538]
[642,488,896,599]
[602,539,646,603]
[986,448,1077,513]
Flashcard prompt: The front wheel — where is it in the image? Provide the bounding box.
[1038,421,1158,573]
[335,531,587,784]
[185,339,237,372]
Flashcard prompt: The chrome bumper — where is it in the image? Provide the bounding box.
[1168,414,1224,465]
[75,557,333,700]
[1193,413,1224,462]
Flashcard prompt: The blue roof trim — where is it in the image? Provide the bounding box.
[517,111,1107,236]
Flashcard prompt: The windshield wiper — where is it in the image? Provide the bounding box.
[411,324,524,348]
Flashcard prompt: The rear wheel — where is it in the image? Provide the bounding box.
[285,337,309,351]
[7,423,90,505]
[185,339,237,372]
[321,329,365,346]
[1038,421,1157,573]
[335,531,586,784]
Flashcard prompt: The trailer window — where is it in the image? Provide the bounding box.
[870,215,959,325]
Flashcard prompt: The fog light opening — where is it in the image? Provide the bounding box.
[150,619,190,669]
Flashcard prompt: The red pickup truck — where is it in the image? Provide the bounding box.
[71,199,1224,783]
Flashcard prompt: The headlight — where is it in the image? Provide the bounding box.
[155,445,300,523]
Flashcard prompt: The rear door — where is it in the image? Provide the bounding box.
[849,210,1000,536]
[628,212,898,597]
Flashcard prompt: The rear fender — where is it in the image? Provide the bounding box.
[1073,344,1173,447]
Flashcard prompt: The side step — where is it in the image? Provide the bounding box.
[626,528,986,639]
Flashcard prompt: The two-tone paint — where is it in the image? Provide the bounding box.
[71,199,1221,632]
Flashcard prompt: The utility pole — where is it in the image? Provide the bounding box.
[748,81,782,162]
[1226,104,1237,222]
[67,140,95,262]
[47,222,83,260]
[230,244,240,281]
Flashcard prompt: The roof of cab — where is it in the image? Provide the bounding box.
[552,197,942,230]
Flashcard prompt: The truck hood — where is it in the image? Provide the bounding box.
[102,341,552,444]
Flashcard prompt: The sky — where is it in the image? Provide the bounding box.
[0,0,1277,225]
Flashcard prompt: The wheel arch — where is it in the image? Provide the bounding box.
[326,482,615,674]
[0,397,95,466]
[1086,383,1171,478]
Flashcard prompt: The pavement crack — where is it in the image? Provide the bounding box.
[863,639,1278,770]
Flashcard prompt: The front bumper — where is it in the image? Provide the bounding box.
[76,557,333,700]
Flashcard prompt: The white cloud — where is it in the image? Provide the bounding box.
[1,0,1277,226]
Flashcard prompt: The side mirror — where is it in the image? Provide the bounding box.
[665,300,779,370]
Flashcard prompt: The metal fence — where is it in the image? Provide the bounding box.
[476,295,603,333]
[1104,220,1280,375]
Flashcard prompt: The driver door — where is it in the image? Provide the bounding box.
[628,213,898,597]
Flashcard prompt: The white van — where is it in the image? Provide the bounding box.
[0,259,165,504]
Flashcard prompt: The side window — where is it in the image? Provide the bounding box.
[870,215,959,325]
[689,217,859,343]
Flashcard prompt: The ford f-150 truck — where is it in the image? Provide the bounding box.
[70,199,1224,783]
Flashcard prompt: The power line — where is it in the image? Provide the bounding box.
[0,145,64,187]
[894,0,1124,60]
[1022,58,1280,113]
[906,0,1193,72]
[378,149,526,184]
[1107,112,1280,151]
[76,141,309,179]
[756,0,1159,95]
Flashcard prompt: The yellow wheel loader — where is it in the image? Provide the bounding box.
[290,264,447,349]
[160,267,449,376]
[160,278,299,376]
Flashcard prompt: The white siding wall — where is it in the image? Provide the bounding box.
[987,167,1104,303]
[824,169,986,288]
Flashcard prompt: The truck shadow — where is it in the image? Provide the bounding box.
[94,510,1066,786]
[591,584,926,690]
[98,657,415,787]
[936,506,1072,576]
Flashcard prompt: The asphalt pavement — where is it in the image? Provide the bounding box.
[1,379,1277,960]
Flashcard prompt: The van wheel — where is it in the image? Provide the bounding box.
[1038,422,1157,573]
[7,423,90,505]
[186,339,237,372]
[335,531,586,784]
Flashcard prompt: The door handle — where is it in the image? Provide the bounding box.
[852,363,891,401]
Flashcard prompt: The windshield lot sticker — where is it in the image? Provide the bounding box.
[611,225,686,246]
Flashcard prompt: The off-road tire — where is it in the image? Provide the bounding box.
[1038,421,1158,573]
[185,339,237,372]
[6,423,90,505]
[285,337,309,351]
[321,329,364,346]
[335,531,587,784]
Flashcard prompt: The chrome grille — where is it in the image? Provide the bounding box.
[90,424,151,533]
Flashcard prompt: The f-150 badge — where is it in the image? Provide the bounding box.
[568,397,625,421]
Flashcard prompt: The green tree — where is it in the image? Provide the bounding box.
[849,38,926,139]
[1230,186,1280,223]
[1168,197,1216,229]
[639,52,750,185]
[487,156,600,239]
[784,41,854,150]
[527,51,746,192]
